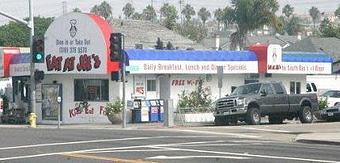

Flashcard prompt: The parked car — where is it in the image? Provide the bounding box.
[320,90,340,107]
[320,104,340,121]
[214,81,319,125]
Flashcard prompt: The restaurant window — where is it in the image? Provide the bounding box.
[290,81,301,94]
[74,79,109,101]
[147,79,156,91]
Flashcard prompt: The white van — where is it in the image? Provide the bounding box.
[306,75,340,95]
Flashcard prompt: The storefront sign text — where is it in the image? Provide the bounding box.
[172,79,201,86]
[267,62,331,74]
[127,61,258,74]
[69,103,107,118]
[46,54,101,72]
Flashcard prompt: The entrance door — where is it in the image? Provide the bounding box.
[41,84,62,120]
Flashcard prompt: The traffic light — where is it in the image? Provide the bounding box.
[111,71,121,82]
[110,33,123,62]
[32,36,45,63]
[34,70,44,82]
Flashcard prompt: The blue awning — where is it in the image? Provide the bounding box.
[10,53,31,64]
[282,52,333,63]
[125,49,257,61]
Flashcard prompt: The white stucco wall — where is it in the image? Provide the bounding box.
[33,73,307,124]
[37,74,120,124]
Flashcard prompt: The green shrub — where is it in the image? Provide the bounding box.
[105,99,122,117]
[318,97,328,110]
[177,79,213,112]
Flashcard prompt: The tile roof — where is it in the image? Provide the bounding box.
[110,19,205,50]
[284,37,340,62]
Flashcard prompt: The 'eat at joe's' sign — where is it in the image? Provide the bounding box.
[42,12,113,74]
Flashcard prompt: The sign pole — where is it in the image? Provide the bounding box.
[28,0,37,128]
[122,35,127,128]
[217,66,223,98]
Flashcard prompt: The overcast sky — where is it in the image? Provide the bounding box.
[0,0,339,25]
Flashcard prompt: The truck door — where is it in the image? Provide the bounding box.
[259,84,275,114]
[272,83,289,113]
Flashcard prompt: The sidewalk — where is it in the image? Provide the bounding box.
[0,122,199,130]
[295,133,340,145]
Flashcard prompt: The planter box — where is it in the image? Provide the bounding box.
[175,113,214,123]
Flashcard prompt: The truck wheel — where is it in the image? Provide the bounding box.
[214,116,226,126]
[299,105,313,123]
[269,115,283,124]
[246,108,261,125]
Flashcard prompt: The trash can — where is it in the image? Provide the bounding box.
[131,100,141,123]
[149,100,159,122]
[159,99,164,122]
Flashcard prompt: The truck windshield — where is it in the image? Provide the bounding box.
[231,83,262,95]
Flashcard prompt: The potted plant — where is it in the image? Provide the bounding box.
[105,99,123,124]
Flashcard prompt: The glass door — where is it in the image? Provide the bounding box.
[41,84,62,120]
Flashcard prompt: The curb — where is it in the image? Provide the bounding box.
[296,139,340,146]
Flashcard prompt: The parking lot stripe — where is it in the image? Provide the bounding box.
[63,153,155,163]
[148,146,339,163]
[146,155,250,160]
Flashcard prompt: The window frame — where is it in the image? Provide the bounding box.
[74,79,109,102]
[146,79,156,92]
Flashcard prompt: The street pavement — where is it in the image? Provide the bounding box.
[0,121,340,162]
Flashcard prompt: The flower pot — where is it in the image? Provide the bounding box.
[107,114,122,124]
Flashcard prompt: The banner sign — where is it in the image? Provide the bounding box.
[127,61,258,74]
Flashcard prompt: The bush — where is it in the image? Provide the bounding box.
[319,97,328,110]
[105,99,122,117]
[177,79,213,112]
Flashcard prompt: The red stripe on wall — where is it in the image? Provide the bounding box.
[249,44,268,73]
[86,13,119,73]
[2,47,20,77]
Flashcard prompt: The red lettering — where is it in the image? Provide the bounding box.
[46,54,63,71]
[77,54,92,71]
[100,106,106,115]
[63,57,75,72]
[92,54,101,69]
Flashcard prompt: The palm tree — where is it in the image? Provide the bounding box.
[222,6,234,29]
[181,4,195,22]
[214,8,224,31]
[90,1,112,20]
[309,6,320,29]
[160,3,178,30]
[122,3,135,19]
[230,0,279,50]
[198,7,211,25]
[282,4,294,18]
[142,5,157,21]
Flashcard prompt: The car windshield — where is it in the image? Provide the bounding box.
[231,83,262,95]
[322,91,340,98]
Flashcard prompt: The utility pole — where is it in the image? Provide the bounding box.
[29,0,37,128]
[62,1,67,14]
[179,0,183,24]
[0,0,36,128]
[121,35,127,128]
